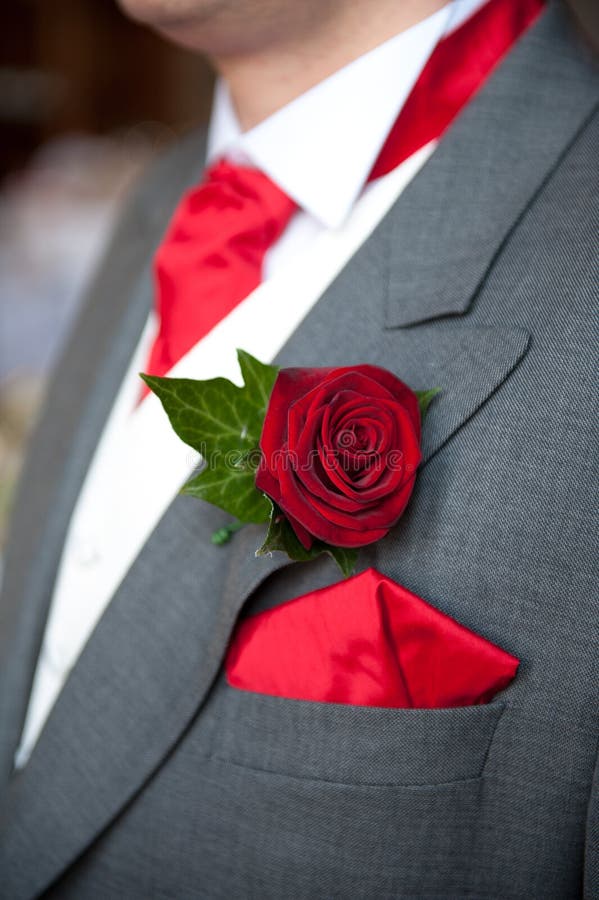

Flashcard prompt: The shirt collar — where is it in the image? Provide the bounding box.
[208,0,486,229]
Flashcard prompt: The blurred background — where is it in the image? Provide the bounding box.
[0,0,214,548]
[0,0,597,551]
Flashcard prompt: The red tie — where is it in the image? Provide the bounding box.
[141,0,543,395]
[141,161,297,393]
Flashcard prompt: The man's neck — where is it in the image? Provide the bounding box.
[212,0,450,131]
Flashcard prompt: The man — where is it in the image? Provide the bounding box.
[0,0,597,895]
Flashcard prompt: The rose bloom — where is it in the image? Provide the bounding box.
[256,365,422,548]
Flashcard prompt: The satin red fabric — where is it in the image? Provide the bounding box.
[369,0,544,179]
[140,162,297,397]
[141,0,544,393]
[225,569,519,708]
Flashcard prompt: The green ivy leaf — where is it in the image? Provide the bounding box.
[415,388,440,419]
[184,462,269,523]
[323,545,359,579]
[236,349,279,418]
[141,350,279,524]
[256,503,358,578]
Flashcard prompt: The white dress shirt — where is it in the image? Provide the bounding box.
[16,0,486,768]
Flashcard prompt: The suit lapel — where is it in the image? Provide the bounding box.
[0,496,291,900]
[382,0,598,328]
[0,132,207,786]
[0,260,151,789]
[1,5,597,896]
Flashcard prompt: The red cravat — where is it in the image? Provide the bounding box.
[369,0,543,179]
[141,0,543,395]
[141,161,297,395]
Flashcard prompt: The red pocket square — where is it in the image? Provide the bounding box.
[225,568,519,708]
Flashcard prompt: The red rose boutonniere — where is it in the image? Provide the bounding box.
[143,352,437,576]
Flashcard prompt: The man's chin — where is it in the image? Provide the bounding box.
[117,0,250,55]
[116,0,222,30]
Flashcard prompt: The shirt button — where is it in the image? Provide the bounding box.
[72,536,101,567]
[44,639,70,674]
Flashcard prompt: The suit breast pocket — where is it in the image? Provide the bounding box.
[183,677,511,897]
[203,676,504,786]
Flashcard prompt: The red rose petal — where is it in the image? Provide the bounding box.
[257,364,423,549]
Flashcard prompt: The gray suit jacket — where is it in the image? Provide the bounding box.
[0,4,597,897]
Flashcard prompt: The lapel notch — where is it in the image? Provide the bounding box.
[383,2,599,329]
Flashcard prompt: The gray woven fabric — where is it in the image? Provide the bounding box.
[0,4,597,897]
